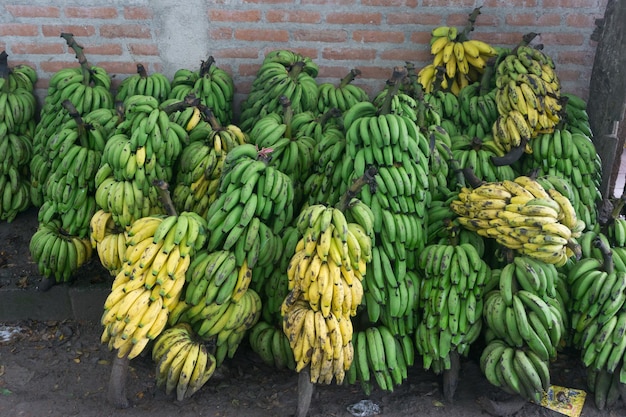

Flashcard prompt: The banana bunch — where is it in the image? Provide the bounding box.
[425,125,453,202]
[449,133,515,183]
[457,82,499,138]
[281,300,354,385]
[90,209,126,275]
[492,45,562,153]
[239,49,319,133]
[348,325,415,394]
[172,109,247,218]
[586,367,625,411]
[248,320,296,371]
[169,56,234,126]
[28,219,93,282]
[0,55,37,92]
[562,92,593,137]
[115,63,172,103]
[479,340,550,403]
[100,212,208,359]
[290,109,343,142]
[151,323,217,401]
[42,65,113,115]
[248,105,317,195]
[205,144,295,251]
[0,72,37,133]
[524,129,602,231]
[317,68,369,114]
[0,124,33,221]
[422,89,462,126]
[419,25,498,94]
[372,89,419,122]
[451,176,584,266]
[609,218,626,248]
[0,169,31,223]
[415,243,488,373]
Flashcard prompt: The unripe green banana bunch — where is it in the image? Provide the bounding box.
[449,134,516,183]
[115,63,172,104]
[317,68,369,114]
[457,82,499,136]
[239,49,319,132]
[44,65,113,115]
[0,171,31,222]
[303,126,347,207]
[248,320,296,371]
[0,83,37,132]
[28,219,93,283]
[480,340,550,403]
[586,366,625,411]
[151,323,217,401]
[291,109,343,143]
[562,92,593,137]
[100,212,208,359]
[280,299,354,385]
[2,58,37,92]
[348,325,414,393]
[451,176,584,266]
[372,89,418,121]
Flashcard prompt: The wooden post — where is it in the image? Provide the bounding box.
[586,0,626,198]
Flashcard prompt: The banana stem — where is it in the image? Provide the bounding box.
[62,99,90,147]
[320,107,342,127]
[0,51,9,93]
[60,32,92,86]
[443,350,460,403]
[279,95,294,139]
[107,354,130,409]
[161,94,200,115]
[336,166,378,213]
[199,56,215,77]
[379,66,406,116]
[295,367,315,417]
[594,237,614,274]
[611,195,626,219]
[201,105,222,130]
[153,179,178,216]
[136,63,148,78]
[339,68,361,88]
[457,6,482,42]
[289,61,304,81]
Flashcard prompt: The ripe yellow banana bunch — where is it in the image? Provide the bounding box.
[281,300,354,385]
[100,213,207,359]
[91,209,127,275]
[419,26,498,95]
[152,323,217,401]
[451,176,584,266]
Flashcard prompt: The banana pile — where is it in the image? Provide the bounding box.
[449,133,515,183]
[100,212,207,359]
[451,176,584,266]
[172,107,247,218]
[492,45,562,153]
[152,323,217,401]
[0,54,37,222]
[94,95,187,229]
[239,49,319,132]
[479,256,566,402]
[28,219,93,282]
[168,56,235,126]
[415,243,488,373]
[348,325,415,394]
[317,68,369,114]
[418,25,498,95]
[115,63,172,103]
[204,143,294,255]
[281,202,374,384]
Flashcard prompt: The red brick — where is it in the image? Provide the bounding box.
[210,27,233,40]
[322,47,377,61]
[481,0,537,6]
[423,0,477,6]
[97,61,140,75]
[243,0,292,3]
[65,7,117,19]
[210,10,261,22]
[380,48,430,62]
[293,29,348,43]
[128,44,159,56]
[505,13,561,26]
[212,48,260,59]
[566,13,600,27]
[235,29,289,42]
[5,5,59,18]
[555,68,582,82]
[301,0,355,4]
[10,43,64,55]
[362,0,413,6]
[447,13,499,27]
[386,13,442,25]
[40,61,81,73]
[238,63,263,77]
[326,12,382,25]
[42,25,96,38]
[0,24,39,37]
[266,10,321,23]
[100,24,152,39]
[472,31,525,46]
[355,65,395,80]
[543,0,601,7]
[353,30,405,43]
[537,32,584,46]
[124,6,153,20]
[315,65,357,80]
[82,43,124,56]
[410,32,433,45]
[558,50,595,64]
[259,47,319,60]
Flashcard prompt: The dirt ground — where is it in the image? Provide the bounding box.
[0,209,624,417]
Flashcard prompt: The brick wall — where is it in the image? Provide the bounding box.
[0,0,607,117]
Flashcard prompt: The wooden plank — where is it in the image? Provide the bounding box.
[586,0,626,198]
